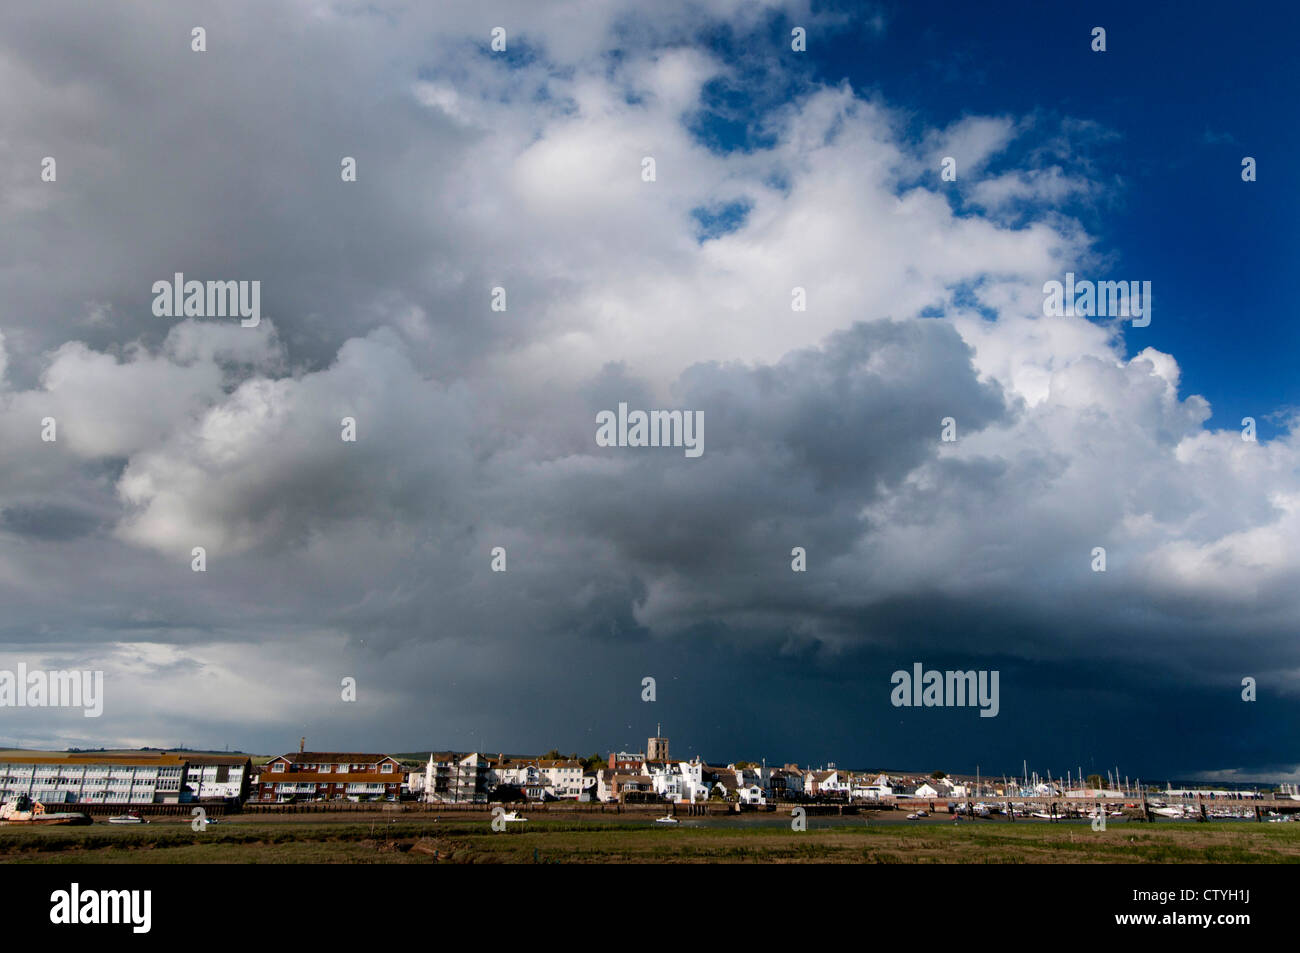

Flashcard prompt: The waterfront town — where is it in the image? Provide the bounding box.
[0,726,1292,818]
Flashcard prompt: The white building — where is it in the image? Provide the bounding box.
[179,755,250,801]
[807,769,850,797]
[422,752,489,803]
[0,753,186,805]
[647,759,712,804]
[538,759,585,798]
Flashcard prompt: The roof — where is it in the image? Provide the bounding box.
[0,753,186,767]
[274,753,399,765]
[426,751,487,763]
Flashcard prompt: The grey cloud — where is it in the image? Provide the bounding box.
[0,503,102,541]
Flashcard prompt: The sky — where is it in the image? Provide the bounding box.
[0,0,1296,783]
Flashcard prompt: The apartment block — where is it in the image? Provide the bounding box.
[0,753,186,805]
[256,752,403,802]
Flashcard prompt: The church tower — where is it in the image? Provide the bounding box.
[647,724,669,762]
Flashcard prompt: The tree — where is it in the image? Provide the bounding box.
[1086,774,1105,789]
[930,770,946,780]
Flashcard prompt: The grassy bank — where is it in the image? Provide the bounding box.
[2,816,1298,863]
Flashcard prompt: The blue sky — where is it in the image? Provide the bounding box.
[687,0,1298,437]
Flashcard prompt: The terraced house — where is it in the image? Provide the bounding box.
[255,752,403,802]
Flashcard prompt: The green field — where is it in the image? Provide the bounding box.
[3,816,1298,863]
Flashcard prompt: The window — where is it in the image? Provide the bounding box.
[273,763,285,773]
[381,763,394,774]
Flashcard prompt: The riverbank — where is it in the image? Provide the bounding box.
[2,815,1297,863]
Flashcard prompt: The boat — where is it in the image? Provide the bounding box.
[654,814,679,824]
[1151,806,1188,819]
[0,796,92,826]
[108,811,149,825]
[1030,811,1066,820]
[499,810,527,823]
[906,810,928,819]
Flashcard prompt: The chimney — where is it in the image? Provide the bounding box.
[299,737,305,754]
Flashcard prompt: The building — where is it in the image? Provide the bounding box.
[538,759,586,798]
[179,754,251,801]
[856,774,894,801]
[806,769,849,798]
[423,752,489,803]
[489,757,548,800]
[611,773,657,802]
[609,751,646,773]
[256,752,403,802]
[646,758,713,803]
[910,781,941,799]
[764,766,803,799]
[596,768,616,803]
[0,752,186,805]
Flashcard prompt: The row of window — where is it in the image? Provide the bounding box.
[269,763,396,774]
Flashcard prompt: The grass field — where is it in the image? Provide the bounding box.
[2,815,1298,863]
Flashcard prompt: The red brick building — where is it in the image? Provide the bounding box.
[255,752,403,802]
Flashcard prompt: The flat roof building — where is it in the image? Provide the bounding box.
[0,752,186,805]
